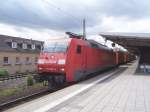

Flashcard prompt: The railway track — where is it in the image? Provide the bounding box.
[0,88,49,110]
[0,89,48,106]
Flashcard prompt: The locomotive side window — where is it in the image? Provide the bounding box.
[91,43,99,48]
[76,45,81,54]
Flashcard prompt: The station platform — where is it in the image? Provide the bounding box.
[4,60,150,112]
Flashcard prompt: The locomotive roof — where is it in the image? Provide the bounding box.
[87,39,113,51]
[66,32,83,39]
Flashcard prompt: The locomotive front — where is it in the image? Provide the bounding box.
[38,39,71,75]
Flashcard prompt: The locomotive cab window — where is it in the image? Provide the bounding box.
[76,45,81,54]
[43,39,71,53]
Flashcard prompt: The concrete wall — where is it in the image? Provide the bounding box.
[0,52,39,74]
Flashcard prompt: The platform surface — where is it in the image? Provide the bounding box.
[5,60,150,112]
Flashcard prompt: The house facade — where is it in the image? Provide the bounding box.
[0,35,44,75]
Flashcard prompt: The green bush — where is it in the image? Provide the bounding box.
[0,88,17,97]
[0,69,8,76]
[0,87,23,97]
[27,75,34,86]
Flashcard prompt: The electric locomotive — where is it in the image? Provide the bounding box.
[37,32,131,89]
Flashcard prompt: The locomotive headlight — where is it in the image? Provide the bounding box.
[60,68,65,71]
[57,59,66,65]
[38,67,42,70]
[38,59,44,64]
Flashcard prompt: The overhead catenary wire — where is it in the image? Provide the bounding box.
[42,0,88,39]
[42,0,82,27]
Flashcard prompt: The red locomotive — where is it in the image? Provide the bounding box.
[37,32,134,88]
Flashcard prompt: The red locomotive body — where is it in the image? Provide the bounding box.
[116,51,126,64]
[37,32,134,88]
[65,39,116,82]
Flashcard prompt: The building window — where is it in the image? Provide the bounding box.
[16,57,21,64]
[18,43,22,48]
[12,42,17,48]
[27,44,32,49]
[32,44,35,50]
[35,57,38,64]
[23,43,27,49]
[36,45,41,50]
[3,57,10,65]
[26,57,31,64]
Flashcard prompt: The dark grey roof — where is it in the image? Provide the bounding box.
[0,34,44,53]
[100,32,150,54]
[100,32,150,39]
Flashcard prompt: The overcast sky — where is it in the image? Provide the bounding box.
[0,0,150,44]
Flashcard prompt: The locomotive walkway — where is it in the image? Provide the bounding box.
[4,60,150,112]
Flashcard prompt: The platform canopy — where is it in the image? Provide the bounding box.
[100,32,150,54]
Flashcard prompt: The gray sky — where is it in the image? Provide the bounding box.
[0,0,150,42]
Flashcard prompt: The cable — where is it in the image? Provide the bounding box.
[42,0,82,26]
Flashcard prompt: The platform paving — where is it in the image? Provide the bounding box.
[47,61,150,112]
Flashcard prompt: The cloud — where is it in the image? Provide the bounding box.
[96,0,150,18]
[87,15,150,35]
[0,0,150,42]
[0,23,66,41]
[0,0,85,31]
[0,0,149,31]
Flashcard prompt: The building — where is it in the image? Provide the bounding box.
[0,34,44,75]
